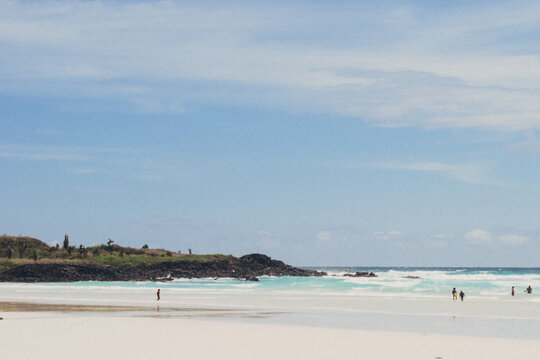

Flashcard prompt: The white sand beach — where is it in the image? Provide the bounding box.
[1,276,539,360]
[1,313,539,360]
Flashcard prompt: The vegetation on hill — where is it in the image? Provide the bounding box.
[0,234,231,269]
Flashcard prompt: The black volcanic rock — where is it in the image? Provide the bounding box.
[0,263,118,282]
[0,253,326,282]
[342,271,377,278]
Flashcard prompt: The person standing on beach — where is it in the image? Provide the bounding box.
[512,286,515,296]
[452,288,457,300]
[459,290,465,301]
[157,289,161,301]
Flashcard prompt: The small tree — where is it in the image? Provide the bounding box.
[142,244,149,249]
[63,234,69,250]
[6,247,12,259]
[92,247,100,256]
[107,238,114,253]
[78,245,86,258]
[32,250,38,261]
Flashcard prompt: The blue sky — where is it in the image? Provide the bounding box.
[1,0,540,266]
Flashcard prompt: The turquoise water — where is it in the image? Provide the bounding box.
[20,267,539,300]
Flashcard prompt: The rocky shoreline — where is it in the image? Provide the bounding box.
[0,253,326,282]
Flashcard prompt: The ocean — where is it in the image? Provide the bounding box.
[2,267,539,305]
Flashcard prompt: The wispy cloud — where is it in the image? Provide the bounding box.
[434,233,455,240]
[374,230,403,241]
[464,229,492,245]
[0,143,179,183]
[3,1,540,130]
[464,230,529,247]
[0,144,88,161]
[375,161,496,185]
[316,231,334,243]
[0,144,143,162]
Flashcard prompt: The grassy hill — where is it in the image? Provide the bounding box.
[0,234,231,269]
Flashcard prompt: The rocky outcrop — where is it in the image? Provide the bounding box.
[0,254,326,282]
[342,271,377,278]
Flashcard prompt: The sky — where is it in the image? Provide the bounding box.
[1,0,540,266]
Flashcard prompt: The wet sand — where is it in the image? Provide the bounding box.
[0,300,284,319]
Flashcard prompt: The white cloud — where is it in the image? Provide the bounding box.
[374,230,403,240]
[316,231,333,243]
[499,234,528,247]
[464,229,492,245]
[434,233,455,240]
[3,2,540,130]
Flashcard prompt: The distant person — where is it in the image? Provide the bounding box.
[157,289,161,301]
[459,290,465,301]
[512,286,515,296]
[452,287,457,300]
[525,286,532,294]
